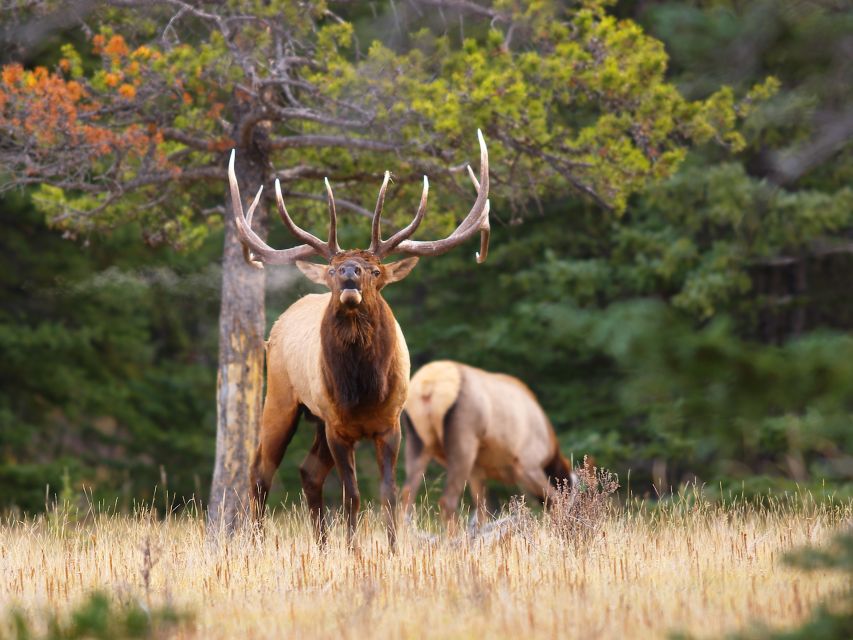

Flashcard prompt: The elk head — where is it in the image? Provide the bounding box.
[228,131,490,295]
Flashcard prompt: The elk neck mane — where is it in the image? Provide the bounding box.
[320,294,398,414]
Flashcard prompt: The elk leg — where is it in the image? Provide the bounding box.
[299,423,335,545]
[467,473,489,526]
[375,428,401,551]
[250,398,301,523]
[327,432,360,547]
[401,453,430,515]
[401,416,430,514]
[438,430,479,524]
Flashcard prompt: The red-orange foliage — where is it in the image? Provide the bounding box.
[91,34,106,54]
[2,64,23,85]
[104,35,130,60]
[118,84,136,99]
[0,60,163,162]
[210,137,234,152]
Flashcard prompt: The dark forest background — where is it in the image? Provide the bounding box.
[2,0,851,513]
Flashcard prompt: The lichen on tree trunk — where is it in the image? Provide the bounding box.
[207,154,268,535]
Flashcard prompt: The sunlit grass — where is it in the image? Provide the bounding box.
[1,492,849,639]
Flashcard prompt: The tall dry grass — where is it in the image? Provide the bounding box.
[1,492,849,639]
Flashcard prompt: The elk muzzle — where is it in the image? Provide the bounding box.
[336,261,364,307]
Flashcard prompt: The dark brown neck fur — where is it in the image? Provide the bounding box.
[544,446,573,487]
[320,294,398,416]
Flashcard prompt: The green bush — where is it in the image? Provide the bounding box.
[2,591,189,640]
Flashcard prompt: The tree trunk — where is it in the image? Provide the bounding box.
[207,153,268,535]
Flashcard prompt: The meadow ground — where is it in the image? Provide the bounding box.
[0,493,849,639]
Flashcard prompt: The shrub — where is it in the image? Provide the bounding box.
[3,591,189,640]
[547,456,620,542]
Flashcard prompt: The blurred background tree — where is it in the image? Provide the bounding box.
[1,0,850,516]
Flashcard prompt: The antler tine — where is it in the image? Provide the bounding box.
[274,179,335,259]
[467,164,490,264]
[324,178,342,255]
[374,175,429,257]
[228,150,267,269]
[368,171,391,254]
[392,129,491,262]
[229,150,327,267]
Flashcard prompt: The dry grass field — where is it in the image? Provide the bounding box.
[1,492,850,639]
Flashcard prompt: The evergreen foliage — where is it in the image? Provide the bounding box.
[0,194,219,512]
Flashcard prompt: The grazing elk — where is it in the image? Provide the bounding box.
[401,360,573,523]
[229,132,490,547]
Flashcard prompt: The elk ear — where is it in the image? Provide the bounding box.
[295,260,330,287]
[383,257,419,286]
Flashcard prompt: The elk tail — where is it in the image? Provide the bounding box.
[401,409,424,457]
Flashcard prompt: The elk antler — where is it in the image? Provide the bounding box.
[231,129,490,267]
[372,129,490,263]
[229,150,339,269]
[367,171,430,256]
[273,177,341,259]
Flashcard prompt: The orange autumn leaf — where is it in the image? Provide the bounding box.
[104,35,129,59]
[2,64,23,85]
[209,137,234,152]
[91,34,105,54]
[118,84,136,99]
[66,81,84,101]
[132,45,152,60]
[0,53,181,176]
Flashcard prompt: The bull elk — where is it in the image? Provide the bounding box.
[401,360,573,523]
[229,132,490,547]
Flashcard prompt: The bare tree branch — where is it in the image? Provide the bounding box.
[750,240,853,266]
[496,133,612,210]
[0,0,95,56]
[770,108,853,185]
[2,165,224,194]
[417,0,507,22]
[287,190,373,219]
[262,102,372,130]
[269,134,399,152]
[161,127,219,151]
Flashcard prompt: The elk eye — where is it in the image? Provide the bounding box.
[328,268,335,275]
[373,269,381,277]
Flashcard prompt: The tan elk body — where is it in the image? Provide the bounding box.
[402,360,573,521]
[264,290,411,429]
[229,132,490,547]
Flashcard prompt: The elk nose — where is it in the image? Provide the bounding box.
[339,263,361,286]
